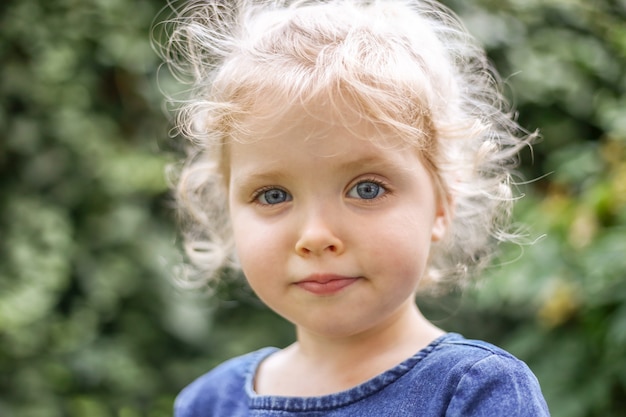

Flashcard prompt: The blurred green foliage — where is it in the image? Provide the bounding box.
[0,0,624,416]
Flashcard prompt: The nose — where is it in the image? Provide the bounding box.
[294,207,345,257]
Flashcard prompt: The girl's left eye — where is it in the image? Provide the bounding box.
[347,181,386,200]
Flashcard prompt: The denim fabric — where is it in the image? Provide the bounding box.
[174,333,550,416]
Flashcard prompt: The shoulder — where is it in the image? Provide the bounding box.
[433,333,524,368]
[174,347,278,417]
[417,334,533,381]
[428,334,550,416]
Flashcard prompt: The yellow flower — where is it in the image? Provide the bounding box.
[538,279,580,328]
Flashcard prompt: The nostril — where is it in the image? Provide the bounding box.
[294,226,344,256]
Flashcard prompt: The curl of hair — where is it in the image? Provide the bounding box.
[153,0,535,293]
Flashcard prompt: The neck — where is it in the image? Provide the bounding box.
[290,302,443,390]
[255,301,444,396]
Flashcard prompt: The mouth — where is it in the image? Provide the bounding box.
[294,274,361,296]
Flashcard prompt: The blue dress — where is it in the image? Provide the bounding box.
[175,333,550,416]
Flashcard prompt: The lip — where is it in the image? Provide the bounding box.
[294,274,360,296]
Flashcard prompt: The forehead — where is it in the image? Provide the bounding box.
[230,104,414,165]
[220,94,437,187]
[226,108,426,183]
[230,97,407,148]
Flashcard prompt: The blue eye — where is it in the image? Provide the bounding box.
[257,188,291,205]
[348,181,385,200]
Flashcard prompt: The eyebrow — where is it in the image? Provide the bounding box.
[230,153,405,190]
[230,168,289,189]
[339,155,398,173]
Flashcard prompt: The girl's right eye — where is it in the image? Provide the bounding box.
[255,188,292,205]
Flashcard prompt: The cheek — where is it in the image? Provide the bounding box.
[230,212,284,278]
[231,216,258,263]
[366,213,433,272]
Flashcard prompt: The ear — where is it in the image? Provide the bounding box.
[431,194,452,242]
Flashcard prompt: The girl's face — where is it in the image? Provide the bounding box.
[227,111,447,339]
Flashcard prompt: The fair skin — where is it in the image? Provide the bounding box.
[227,106,448,397]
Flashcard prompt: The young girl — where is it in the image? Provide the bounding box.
[158,0,550,415]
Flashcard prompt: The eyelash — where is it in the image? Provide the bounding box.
[250,186,291,205]
[249,177,390,205]
[347,177,390,200]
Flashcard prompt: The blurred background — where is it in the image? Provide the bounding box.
[1,0,624,415]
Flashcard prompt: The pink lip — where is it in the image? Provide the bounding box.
[294,274,360,296]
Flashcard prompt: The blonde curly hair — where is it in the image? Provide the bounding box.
[155,0,534,293]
